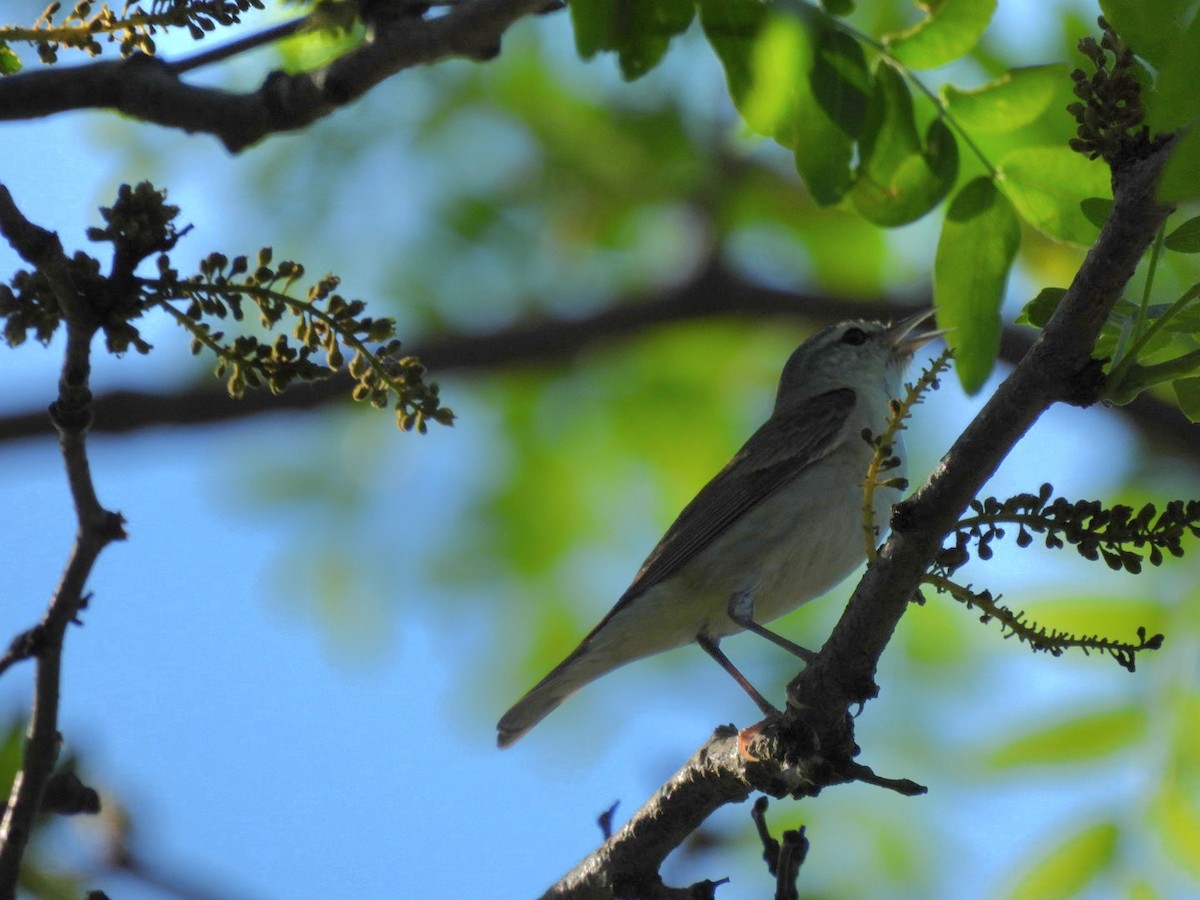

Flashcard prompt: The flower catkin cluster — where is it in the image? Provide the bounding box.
[1067,16,1155,165]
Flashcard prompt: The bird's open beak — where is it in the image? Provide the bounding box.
[886,308,947,357]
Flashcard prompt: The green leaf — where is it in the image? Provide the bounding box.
[699,1,809,141]
[1016,286,1067,328]
[934,177,1020,393]
[699,0,866,205]
[940,65,1067,134]
[1173,376,1200,421]
[1164,215,1200,252]
[699,0,774,131]
[820,0,855,14]
[1159,127,1200,203]
[1100,0,1194,69]
[1079,197,1113,229]
[1144,8,1200,133]
[808,26,871,143]
[747,13,816,144]
[0,42,20,76]
[850,65,959,226]
[883,0,997,70]
[989,706,1146,768]
[795,26,870,204]
[1009,821,1119,900]
[998,146,1112,244]
[571,0,695,80]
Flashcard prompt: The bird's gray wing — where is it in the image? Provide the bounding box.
[612,386,856,610]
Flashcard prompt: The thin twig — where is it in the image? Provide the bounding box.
[167,15,311,75]
[0,185,125,894]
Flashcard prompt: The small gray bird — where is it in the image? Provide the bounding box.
[497,312,940,748]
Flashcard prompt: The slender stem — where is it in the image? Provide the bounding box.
[0,10,187,43]
[168,15,312,75]
[831,18,999,178]
[1136,221,1167,335]
[1123,345,1200,387]
[1108,282,1200,393]
[0,186,123,894]
[862,350,953,559]
[149,280,412,402]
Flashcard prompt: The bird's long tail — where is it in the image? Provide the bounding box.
[496,641,618,748]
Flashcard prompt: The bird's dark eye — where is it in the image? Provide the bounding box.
[840,327,868,346]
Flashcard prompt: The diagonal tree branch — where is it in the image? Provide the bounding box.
[542,141,1175,898]
[0,0,557,152]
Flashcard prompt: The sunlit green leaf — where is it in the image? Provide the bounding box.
[940,65,1066,133]
[1009,821,1119,900]
[571,0,695,80]
[699,0,819,145]
[1173,376,1200,421]
[698,0,771,127]
[935,177,1020,393]
[989,706,1146,768]
[998,146,1111,244]
[1164,215,1200,252]
[1100,0,1193,67]
[884,0,997,69]
[745,14,815,145]
[851,65,959,226]
[699,0,865,204]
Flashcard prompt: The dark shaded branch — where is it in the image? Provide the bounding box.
[0,263,888,435]
[0,186,124,893]
[0,0,555,152]
[0,261,1194,465]
[543,144,1175,898]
